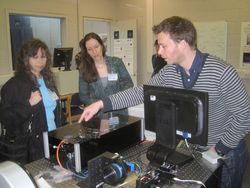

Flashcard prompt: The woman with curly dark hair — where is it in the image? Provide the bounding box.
[0,38,64,164]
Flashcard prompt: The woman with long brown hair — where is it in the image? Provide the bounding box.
[79,32,133,115]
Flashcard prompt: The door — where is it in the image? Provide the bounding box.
[83,18,137,85]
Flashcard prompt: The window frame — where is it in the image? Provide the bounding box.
[5,9,69,70]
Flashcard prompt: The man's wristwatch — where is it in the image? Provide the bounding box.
[215,147,224,157]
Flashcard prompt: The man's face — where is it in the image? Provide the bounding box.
[157,32,182,65]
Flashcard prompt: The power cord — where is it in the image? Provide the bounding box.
[55,140,89,180]
[56,139,70,172]
[65,160,88,180]
[173,177,206,187]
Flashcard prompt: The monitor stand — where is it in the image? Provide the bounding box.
[146,142,193,167]
[63,61,71,71]
[147,101,193,167]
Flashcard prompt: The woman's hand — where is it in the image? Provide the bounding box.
[78,100,104,122]
[29,91,42,106]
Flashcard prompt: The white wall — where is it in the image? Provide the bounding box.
[153,0,250,71]
[1,0,250,89]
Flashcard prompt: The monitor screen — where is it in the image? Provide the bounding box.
[143,85,209,147]
[53,47,73,71]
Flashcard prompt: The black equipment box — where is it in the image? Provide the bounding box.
[48,113,143,172]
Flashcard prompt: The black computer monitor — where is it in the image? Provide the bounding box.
[144,85,209,165]
[53,47,73,71]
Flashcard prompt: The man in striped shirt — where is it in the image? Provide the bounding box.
[79,16,250,188]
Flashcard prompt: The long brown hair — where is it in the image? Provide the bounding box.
[79,32,106,83]
[15,38,57,92]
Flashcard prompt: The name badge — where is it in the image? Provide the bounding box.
[108,73,118,81]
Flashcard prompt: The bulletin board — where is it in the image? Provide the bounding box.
[239,22,250,68]
[194,21,228,61]
[111,19,137,85]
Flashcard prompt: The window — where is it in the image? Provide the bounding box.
[9,14,62,69]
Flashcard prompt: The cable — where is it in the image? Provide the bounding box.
[173,177,206,188]
[56,139,70,172]
[124,161,142,176]
[56,141,88,180]
[67,157,88,177]
[184,139,196,158]
[183,139,228,188]
[133,162,142,175]
[65,160,88,180]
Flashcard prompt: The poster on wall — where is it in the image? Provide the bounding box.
[114,31,119,39]
[127,30,133,38]
[114,38,134,74]
[240,22,250,68]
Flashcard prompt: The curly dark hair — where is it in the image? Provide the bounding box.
[79,32,106,83]
[15,38,57,92]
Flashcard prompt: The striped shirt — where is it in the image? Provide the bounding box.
[104,54,250,151]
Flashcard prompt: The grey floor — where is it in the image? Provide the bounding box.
[242,133,250,188]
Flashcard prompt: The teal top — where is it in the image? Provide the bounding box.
[38,78,57,131]
[79,56,134,105]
